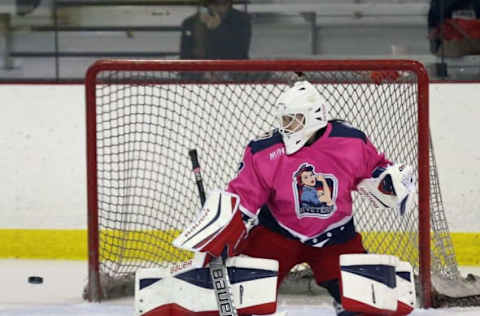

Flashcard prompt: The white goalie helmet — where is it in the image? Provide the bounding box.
[276,80,329,155]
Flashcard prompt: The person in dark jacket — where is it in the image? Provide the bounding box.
[179,0,251,80]
[180,0,251,60]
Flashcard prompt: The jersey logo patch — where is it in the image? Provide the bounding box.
[292,163,338,219]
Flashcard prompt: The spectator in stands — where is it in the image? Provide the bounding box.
[428,0,480,55]
[179,0,252,79]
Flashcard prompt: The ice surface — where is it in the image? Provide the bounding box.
[0,260,479,316]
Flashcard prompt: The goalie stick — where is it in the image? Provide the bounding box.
[188,149,238,316]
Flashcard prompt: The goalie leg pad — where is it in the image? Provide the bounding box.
[339,254,416,316]
[394,261,416,315]
[339,254,399,314]
[135,256,279,316]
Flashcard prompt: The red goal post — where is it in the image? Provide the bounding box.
[85,59,439,306]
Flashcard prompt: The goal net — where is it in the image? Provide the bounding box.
[84,59,480,307]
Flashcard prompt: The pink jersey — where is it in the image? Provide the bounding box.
[227,121,390,244]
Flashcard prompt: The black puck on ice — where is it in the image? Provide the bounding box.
[28,276,43,284]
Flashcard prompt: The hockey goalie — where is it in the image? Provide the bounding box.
[135,80,417,316]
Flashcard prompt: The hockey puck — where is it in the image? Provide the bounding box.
[28,276,43,284]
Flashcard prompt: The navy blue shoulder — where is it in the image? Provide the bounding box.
[249,129,283,154]
[328,120,367,143]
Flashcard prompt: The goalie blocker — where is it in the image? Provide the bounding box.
[173,190,248,259]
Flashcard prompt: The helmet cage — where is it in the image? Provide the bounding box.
[279,113,306,135]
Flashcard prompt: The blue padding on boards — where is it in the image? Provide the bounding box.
[341,264,396,288]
